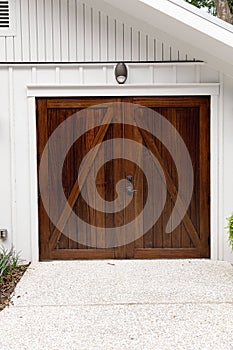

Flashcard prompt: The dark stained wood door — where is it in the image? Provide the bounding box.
[37,97,210,260]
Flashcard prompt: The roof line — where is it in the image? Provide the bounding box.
[0,60,204,65]
[167,0,233,34]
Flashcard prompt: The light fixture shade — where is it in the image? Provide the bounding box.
[115,62,128,84]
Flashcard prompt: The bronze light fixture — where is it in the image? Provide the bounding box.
[115,62,128,84]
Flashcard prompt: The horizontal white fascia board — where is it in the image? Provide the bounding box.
[27,83,219,97]
[104,0,233,68]
[0,62,205,68]
[145,0,233,34]
[109,0,233,46]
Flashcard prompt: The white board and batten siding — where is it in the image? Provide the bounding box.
[0,0,199,62]
[0,0,232,262]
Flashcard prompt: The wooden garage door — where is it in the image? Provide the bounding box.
[37,97,210,260]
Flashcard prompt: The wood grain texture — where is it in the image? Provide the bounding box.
[49,107,113,250]
[37,96,210,260]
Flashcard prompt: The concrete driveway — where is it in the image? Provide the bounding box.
[0,259,232,350]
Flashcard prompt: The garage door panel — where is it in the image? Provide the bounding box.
[37,97,210,260]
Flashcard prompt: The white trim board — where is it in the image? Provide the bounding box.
[27,83,220,97]
[26,85,221,261]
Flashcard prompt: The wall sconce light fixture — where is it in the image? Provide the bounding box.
[115,62,128,84]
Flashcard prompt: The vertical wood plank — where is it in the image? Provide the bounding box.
[63,109,76,249]
[162,108,172,248]
[114,102,125,258]
[77,1,84,61]
[48,108,68,250]
[37,99,50,260]
[156,40,162,61]
[95,108,106,248]
[84,108,97,248]
[153,107,163,248]
[181,108,192,248]
[171,108,181,248]
[129,104,144,254]
[20,0,30,60]
[178,50,187,61]
[92,8,100,61]
[131,28,139,61]
[115,21,123,61]
[44,0,53,61]
[13,0,22,61]
[163,43,171,61]
[68,0,77,61]
[107,16,116,61]
[28,0,38,61]
[6,37,15,61]
[36,0,45,61]
[139,33,147,61]
[0,38,6,61]
[199,102,210,257]
[170,47,179,61]
[140,107,154,249]
[60,0,69,61]
[147,36,154,61]
[84,3,92,61]
[52,0,61,61]
[73,108,88,249]
[100,12,107,61]
[123,24,131,61]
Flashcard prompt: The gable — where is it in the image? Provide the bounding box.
[0,0,200,62]
[103,0,233,77]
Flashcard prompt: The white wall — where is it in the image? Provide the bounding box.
[0,0,195,62]
[0,62,231,262]
[222,75,233,262]
[0,68,12,251]
[0,0,232,262]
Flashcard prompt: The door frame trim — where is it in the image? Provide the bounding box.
[27,84,220,261]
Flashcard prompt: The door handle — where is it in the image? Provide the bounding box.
[126,175,137,195]
[126,185,137,195]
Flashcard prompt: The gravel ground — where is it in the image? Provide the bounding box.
[0,259,232,350]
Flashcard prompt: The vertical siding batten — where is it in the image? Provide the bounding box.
[6,37,14,61]
[115,20,123,61]
[13,0,22,61]
[37,0,45,61]
[20,0,30,61]
[28,0,36,61]
[27,96,39,261]
[60,0,69,61]
[0,37,6,61]
[218,73,224,260]
[44,0,53,61]
[77,1,84,61]
[139,32,147,61]
[123,24,131,61]
[92,8,100,61]
[52,0,61,61]
[100,10,107,61]
[8,67,16,248]
[68,0,77,61]
[107,16,115,61]
[84,4,92,61]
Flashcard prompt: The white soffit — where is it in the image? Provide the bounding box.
[103,0,233,76]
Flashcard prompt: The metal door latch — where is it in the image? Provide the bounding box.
[126,185,137,195]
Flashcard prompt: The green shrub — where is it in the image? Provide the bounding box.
[226,213,233,252]
[0,246,21,283]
